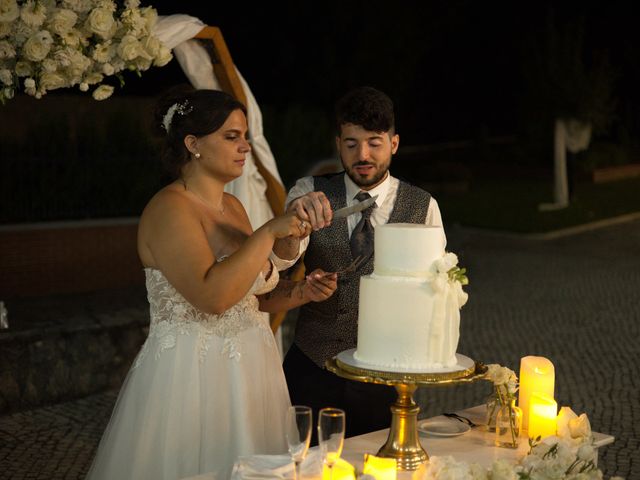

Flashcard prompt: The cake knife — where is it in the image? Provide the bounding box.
[331,194,378,219]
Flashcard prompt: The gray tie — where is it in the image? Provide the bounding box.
[350,191,376,261]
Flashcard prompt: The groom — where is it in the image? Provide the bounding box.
[274,86,447,440]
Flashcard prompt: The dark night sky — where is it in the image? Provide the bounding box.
[122,0,639,146]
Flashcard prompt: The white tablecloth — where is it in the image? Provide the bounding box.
[341,405,614,473]
[184,405,615,479]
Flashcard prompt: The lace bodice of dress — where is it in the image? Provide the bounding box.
[133,260,279,367]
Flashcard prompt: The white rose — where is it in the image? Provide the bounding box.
[83,71,103,84]
[468,463,488,480]
[435,252,458,274]
[489,460,518,480]
[24,77,35,88]
[0,68,12,85]
[0,39,15,59]
[92,84,113,100]
[556,406,578,440]
[486,365,516,386]
[12,20,35,45]
[60,28,82,47]
[39,71,67,91]
[20,0,47,28]
[2,86,14,99]
[117,34,143,61]
[101,62,114,75]
[134,56,151,71]
[15,60,33,76]
[0,21,11,38]
[79,81,88,91]
[141,6,157,31]
[424,456,472,480]
[153,43,172,67]
[95,0,117,12]
[48,9,77,36]
[92,41,114,63]
[141,35,160,57]
[121,8,146,35]
[0,0,19,23]
[125,0,141,8]
[62,0,92,13]
[569,413,592,442]
[22,30,54,62]
[85,7,115,39]
[42,57,57,72]
[67,49,91,79]
[24,81,36,96]
[576,443,595,462]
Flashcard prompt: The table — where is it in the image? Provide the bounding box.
[340,405,614,472]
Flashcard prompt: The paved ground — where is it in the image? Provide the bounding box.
[1,218,639,479]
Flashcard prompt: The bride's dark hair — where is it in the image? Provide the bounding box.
[153,84,247,180]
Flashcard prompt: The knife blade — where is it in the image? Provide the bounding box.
[332,194,378,220]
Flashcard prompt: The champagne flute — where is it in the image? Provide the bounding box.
[318,408,346,480]
[286,405,312,480]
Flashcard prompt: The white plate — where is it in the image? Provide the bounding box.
[418,419,471,437]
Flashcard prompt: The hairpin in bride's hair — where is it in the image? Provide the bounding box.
[162,99,194,132]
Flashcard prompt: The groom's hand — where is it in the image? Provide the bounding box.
[287,192,333,231]
[303,269,338,302]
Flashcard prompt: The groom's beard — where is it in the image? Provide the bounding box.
[341,157,391,188]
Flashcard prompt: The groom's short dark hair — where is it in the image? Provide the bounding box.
[335,86,395,134]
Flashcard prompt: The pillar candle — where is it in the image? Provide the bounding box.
[518,356,555,430]
[363,454,397,480]
[528,392,558,439]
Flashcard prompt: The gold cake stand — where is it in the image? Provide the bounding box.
[325,350,488,471]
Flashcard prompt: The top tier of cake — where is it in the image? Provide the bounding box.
[374,223,445,277]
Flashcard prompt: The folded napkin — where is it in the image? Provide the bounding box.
[231,450,323,480]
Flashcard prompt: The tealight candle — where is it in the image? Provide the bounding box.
[518,356,555,430]
[528,392,557,439]
[363,454,397,480]
[322,458,356,480]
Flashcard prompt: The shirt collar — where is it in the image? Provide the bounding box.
[344,171,392,207]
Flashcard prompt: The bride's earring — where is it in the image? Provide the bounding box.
[194,152,201,159]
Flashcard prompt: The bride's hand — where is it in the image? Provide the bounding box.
[303,269,338,302]
[265,212,311,239]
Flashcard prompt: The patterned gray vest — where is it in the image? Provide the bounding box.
[294,173,432,367]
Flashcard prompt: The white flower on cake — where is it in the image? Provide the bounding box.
[430,251,469,309]
[0,0,172,103]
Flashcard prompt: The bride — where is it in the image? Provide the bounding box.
[86,87,337,480]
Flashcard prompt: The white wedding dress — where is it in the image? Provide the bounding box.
[87,261,290,480]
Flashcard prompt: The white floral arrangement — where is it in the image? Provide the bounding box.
[486,363,519,401]
[430,252,469,309]
[0,0,172,103]
[422,410,624,480]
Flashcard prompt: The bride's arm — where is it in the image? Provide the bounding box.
[257,270,337,313]
[140,191,303,315]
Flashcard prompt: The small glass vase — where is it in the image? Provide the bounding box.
[485,388,501,432]
[494,399,522,449]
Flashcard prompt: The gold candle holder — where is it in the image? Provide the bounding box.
[326,352,487,471]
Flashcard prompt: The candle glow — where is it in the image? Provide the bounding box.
[528,392,558,440]
[518,356,555,430]
[363,454,397,480]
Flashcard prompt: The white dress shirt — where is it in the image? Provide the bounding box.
[279,172,447,262]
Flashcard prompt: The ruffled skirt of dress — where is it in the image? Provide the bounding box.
[86,326,291,480]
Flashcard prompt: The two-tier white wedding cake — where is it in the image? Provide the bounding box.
[353,223,467,372]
